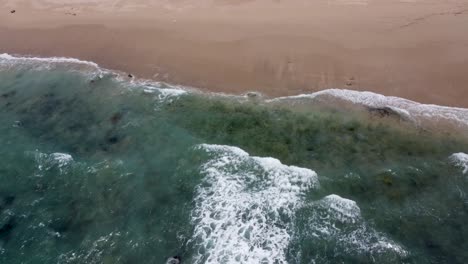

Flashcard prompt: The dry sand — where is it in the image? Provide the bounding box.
[1,0,468,107]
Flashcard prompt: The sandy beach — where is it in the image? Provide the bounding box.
[1,0,468,107]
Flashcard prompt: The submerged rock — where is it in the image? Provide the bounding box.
[110,112,123,125]
[0,217,16,243]
[107,136,119,144]
[246,92,260,98]
[1,90,16,99]
[0,195,15,211]
[382,174,393,186]
[368,106,400,118]
[3,195,15,207]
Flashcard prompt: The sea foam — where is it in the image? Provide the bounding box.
[0,53,99,68]
[449,152,468,174]
[190,144,318,264]
[270,89,468,128]
[143,84,188,102]
[297,194,408,261]
[0,53,106,80]
[29,151,74,175]
[0,53,189,102]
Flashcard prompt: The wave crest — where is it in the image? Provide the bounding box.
[190,144,318,264]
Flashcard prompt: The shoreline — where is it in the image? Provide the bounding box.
[1,0,468,107]
[2,52,468,141]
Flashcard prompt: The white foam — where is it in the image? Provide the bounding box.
[270,89,468,128]
[0,53,191,101]
[0,53,99,68]
[30,151,74,174]
[58,231,122,263]
[449,152,468,174]
[143,84,188,101]
[321,194,361,224]
[190,144,318,264]
[302,194,408,259]
[50,153,74,168]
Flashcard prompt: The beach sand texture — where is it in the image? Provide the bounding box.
[1,0,468,106]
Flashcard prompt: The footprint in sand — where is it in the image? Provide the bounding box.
[346,76,356,86]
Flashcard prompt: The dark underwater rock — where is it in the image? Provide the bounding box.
[367,106,403,119]
[49,218,72,234]
[110,112,123,125]
[0,217,16,243]
[107,136,119,144]
[39,98,62,116]
[1,90,16,99]
[3,196,15,206]
[0,195,15,211]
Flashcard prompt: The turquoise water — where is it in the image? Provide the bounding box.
[0,58,468,263]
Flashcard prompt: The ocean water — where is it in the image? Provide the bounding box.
[0,54,468,264]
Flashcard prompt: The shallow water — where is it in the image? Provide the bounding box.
[0,56,467,263]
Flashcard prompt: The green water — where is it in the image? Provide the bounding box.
[0,61,467,263]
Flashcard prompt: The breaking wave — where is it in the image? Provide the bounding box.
[190,144,318,263]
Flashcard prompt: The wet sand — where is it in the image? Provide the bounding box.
[1,0,468,107]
